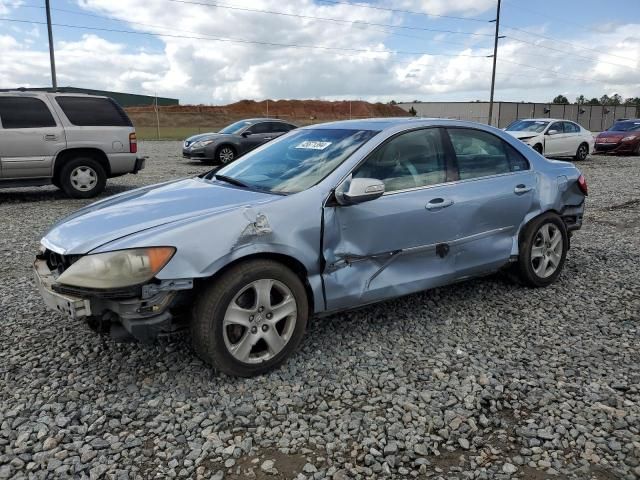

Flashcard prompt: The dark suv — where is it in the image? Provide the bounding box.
[182,118,297,164]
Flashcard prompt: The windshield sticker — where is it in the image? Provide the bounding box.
[295,141,332,150]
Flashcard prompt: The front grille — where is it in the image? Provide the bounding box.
[44,249,80,276]
[52,283,141,300]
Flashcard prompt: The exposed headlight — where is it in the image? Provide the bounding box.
[57,247,176,289]
[622,135,637,142]
[192,140,214,148]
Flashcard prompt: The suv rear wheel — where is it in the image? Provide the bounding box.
[58,157,107,199]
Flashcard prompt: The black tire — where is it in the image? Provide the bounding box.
[574,142,589,161]
[191,259,308,377]
[216,145,236,165]
[58,157,106,199]
[517,212,568,288]
[533,143,543,155]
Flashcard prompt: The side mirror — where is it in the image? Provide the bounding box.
[242,131,252,137]
[335,177,385,205]
[547,129,558,135]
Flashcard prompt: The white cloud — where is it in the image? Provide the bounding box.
[0,0,638,104]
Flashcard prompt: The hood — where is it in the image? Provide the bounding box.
[42,178,276,255]
[184,132,233,145]
[506,131,541,139]
[597,131,626,139]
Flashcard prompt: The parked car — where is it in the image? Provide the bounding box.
[35,118,587,376]
[0,91,144,198]
[182,118,297,164]
[505,118,594,161]
[594,119,640,155]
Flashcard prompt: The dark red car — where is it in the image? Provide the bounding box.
[594,119,640,155]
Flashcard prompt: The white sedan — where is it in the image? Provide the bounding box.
[505,119,594,161]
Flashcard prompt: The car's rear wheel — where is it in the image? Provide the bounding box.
[574,142,589,161]
[517,213,568,287]
[216,145,235,164]
[533,143,543,155]
[58,157,107,198]
[191,259,308,377]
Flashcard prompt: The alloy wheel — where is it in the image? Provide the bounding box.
[219,147,235,164]
[70,166,98,192]
[222,279,297,364]
[577,144,588,160]
[531,223,563,279]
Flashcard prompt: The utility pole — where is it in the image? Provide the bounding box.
[45,0,57,89]
[487,0,502,126]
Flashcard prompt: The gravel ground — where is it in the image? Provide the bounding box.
[0,141,639,480]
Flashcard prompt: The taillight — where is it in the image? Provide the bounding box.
[129,132,137,154]
[577,174,588,196]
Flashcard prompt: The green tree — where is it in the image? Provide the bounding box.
[388,100,397,105]
[624,97,640,105]
[408,106,417,116]
[610,93,623,105]
[552,94,569,104]
[575,94,586,105]
[586,97,601,105]
[599,94,611,105]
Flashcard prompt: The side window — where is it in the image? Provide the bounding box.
[249,122,270,134]
[447,128,521,180]
[549,122,564,133]
[0,97,56,128]
[353,128,447,193]
[55,96,132,127]
[564,122,579,133]
[269,122,290,133]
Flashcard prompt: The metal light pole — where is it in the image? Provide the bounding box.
[45,0,57,89]
[487,0,502,126]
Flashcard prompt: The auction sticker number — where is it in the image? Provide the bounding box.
[295,141,332,150]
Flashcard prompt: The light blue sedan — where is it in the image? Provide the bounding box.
[35,118,587,376]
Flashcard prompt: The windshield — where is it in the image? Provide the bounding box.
[507,120,550,133]
[608,121,640,132]
[219,120,252,134]
[214,128,379,194]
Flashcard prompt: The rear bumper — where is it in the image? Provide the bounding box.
[561,202,585,232]
[33,258,191,343]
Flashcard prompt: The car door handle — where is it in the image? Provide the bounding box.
[44,134,58,141]
[514,184,532,194]
[426,198,454,210]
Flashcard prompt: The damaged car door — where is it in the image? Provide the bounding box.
[322,127,459,311]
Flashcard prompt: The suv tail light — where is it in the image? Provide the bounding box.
[577,174,588,196]
[129,132,137,153]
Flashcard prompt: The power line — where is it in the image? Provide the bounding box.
[0,17,491,58]
[501,24,638,63]
[164,0,495,37]
[16,4,493,51]
[497,58,595,83]
[505,35,637,69]
[315,0,493,23]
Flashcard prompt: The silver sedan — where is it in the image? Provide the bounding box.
[35,118,587,376]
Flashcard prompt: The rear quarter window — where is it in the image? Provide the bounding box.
[55,96,132,127]
[0,97,56,128]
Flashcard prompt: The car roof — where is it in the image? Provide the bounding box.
[241,118,294,124]
[302,117,514,132]
[514,118,573,122]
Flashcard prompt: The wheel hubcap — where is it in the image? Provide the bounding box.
[223,279,297,364]
[70,166,98,191]
[531,223,563,278]
[219,148,234,163]
[579,146,587,159]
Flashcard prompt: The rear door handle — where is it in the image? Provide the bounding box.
[44,134,58,141]
[426,198,454,210]
[514,184,532,194]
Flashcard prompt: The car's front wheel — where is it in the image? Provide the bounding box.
[574,142,589,161]
[191,259,308,377]
[216,145,236,164]
[533,143,543,155]
[517,213,568,287]
[58,157,107,198]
